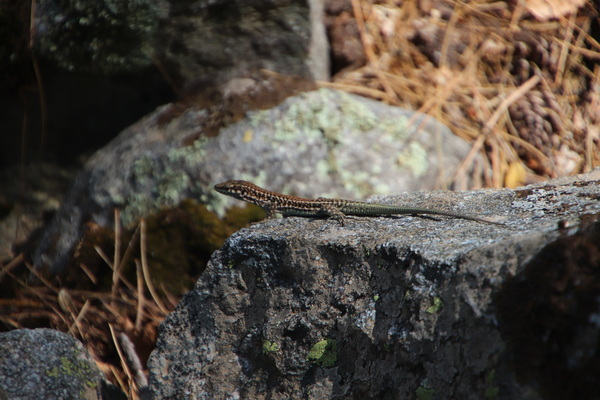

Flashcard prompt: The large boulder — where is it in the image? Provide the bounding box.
[148,170,600,399]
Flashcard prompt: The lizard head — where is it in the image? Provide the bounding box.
[214,180,262,203]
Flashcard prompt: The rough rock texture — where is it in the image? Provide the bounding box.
[148,170,600,399]
[34,0,168,74]
[156,0,329,87]
[33,84,478,276]
[0,163,75,260]
[33,0,328,84]
[0,328,124,400]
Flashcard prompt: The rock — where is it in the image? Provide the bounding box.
[147,170,600,399]
[0,163,76,260]
[0,328,124,400]
[155,0,329,87]
[33,81,477,276]
[34,0,168,74]
[33,0,328,85]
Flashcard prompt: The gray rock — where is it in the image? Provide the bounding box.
[34,0,168,74]
[156,0,329,86]
[34,85,477,276]
[0,328,124,400]
[33,0,328,84]
[148,170,600,399]
[0,163,75,260]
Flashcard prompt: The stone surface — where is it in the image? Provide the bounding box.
[34,0,167,74]
[32,0,328,85]
[148,170,600,399]
[33,82,477,276]
[0,328,124,400]
[155,0,329,87]
[0,163,76,260]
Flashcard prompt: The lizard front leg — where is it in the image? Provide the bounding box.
[265,207,278,219]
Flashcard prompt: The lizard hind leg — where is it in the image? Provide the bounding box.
[320,204,346,226]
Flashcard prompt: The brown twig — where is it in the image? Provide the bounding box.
[134,259,145,333]
[112,209,122,298]
[139,219,168,314]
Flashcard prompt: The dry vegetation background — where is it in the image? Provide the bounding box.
[1,0,600,398]
[326,0,599,187]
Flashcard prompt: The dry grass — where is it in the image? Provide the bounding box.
[322,0,600,188]
[0,213,177,399]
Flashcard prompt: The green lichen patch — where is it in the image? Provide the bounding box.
[262,340,280,354]
[485,369,499,400]
[246,88,431,200]
[123,139,210,226]
[396,141,428,177]
[249,88,380,148]
[307,338,337,368]
[426,297,444,314]
[415,385,435,400]
[46,356,97,390]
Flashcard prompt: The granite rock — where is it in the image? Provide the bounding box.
[148,170,600,399]
[0,328,124,400]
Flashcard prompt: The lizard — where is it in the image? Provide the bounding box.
[214,179,506,227]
